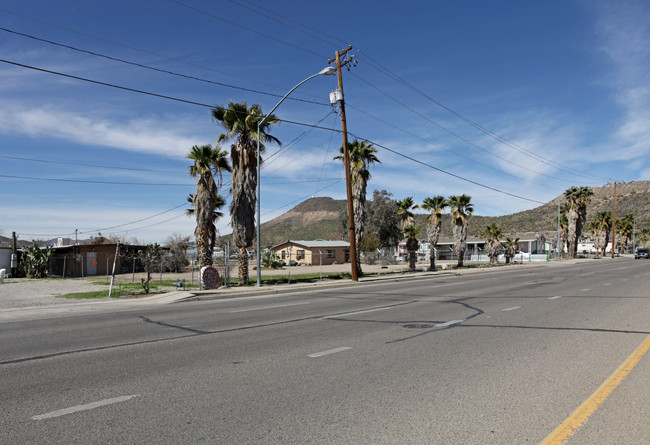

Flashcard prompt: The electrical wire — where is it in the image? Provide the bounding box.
[0,58,214,108]
[355,50,609,182]
[3,58,550,207]
[345,102,573,190]
[0,173,193,186]
[0,7,300,92]
[169,0,327,59]
[191,0,606,183]
[77,202,189,234]
[226,0,342,48]
[350,72,594,185]
[347,131,546,205]
[0,26,328,108]
[0,154,179,174]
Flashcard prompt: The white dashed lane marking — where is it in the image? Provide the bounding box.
[308,347,351,358]
[32,395,139,421]
[502,306,521,312]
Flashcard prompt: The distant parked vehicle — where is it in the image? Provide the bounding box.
[634,248,649,259]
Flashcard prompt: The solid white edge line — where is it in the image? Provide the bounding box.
[32,395,139,420]
[308,347,351,358]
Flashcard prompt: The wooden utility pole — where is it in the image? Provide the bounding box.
[329,46,358,281]
[611,181,617,258]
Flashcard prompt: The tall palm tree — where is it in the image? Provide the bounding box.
[187,144,231,267]
[212,101,280,285]
[448,194,474,267]
[618,214,634,254]
[333,139,380,277]
[565,186,593,259]
[402,224,421,272]
[480,223,503,264]
[591,211,612,256]
[421,195,448,271]
[186,193,226,221]
[395,197,418,227]
[504,238,520,264]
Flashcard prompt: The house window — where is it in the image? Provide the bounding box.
[296,249,305,260]
[326,250,335,259]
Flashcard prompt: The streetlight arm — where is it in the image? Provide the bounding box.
[255,67,335,287]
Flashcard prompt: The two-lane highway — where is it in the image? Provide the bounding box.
[1,259,648,443]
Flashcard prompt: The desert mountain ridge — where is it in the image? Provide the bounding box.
[259,181,650,246]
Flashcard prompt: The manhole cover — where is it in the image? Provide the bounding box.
[402,323,434,329]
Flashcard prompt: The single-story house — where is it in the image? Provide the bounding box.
[49,243,151,277]
[412,232,552,261]
[271,240,350,266]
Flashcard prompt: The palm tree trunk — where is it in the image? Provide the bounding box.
[238,247,249,285]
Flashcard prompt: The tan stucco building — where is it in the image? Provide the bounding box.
[272,240,350,266]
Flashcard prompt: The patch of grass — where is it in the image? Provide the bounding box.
[229,272,352,287]
[58,289,114,299]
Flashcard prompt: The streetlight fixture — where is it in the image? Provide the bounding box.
[255,67,336,287]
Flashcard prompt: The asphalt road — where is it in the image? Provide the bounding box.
[1,259,648,444]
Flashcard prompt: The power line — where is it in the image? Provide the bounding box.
[0,7,299,93]
[78,203,189,234]
[0,154,179,174]
[0,173,193,186]
[0,58,214,108]
[347,131,546,205]
[355,50,609,182]
[226,0,343,48]
[350,72,593,185]
[3,58,548,206]
[213,0,607,183]
[0,26,328,108]
[169,0,327,59]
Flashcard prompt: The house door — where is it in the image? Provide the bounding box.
[86,252,97,276]
[345,249,350,262]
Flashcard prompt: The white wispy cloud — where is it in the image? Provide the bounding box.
[595,1,650,162]
[0,104,210,159]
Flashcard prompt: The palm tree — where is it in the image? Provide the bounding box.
[333,140,380,277]
[187,144,231,267]
[640,228,650,248]
[212,101,280,285]
[186,193,226,220]
[618,214,634,254]
[556,204,569,257]
[403,224,421,272]
[421,196,448,271]
[448,194,474,267]
[565,186,593,259]
[480,223,503,264]
[395,197,419,227]
[591,211,612,256]
[504,238,520,264]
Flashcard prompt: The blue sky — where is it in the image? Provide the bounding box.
[1,0,649,244]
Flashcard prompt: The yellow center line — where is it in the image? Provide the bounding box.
[540,334,650,445]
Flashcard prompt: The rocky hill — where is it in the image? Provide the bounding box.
[260,197,347,246]
[260,181,650,244]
